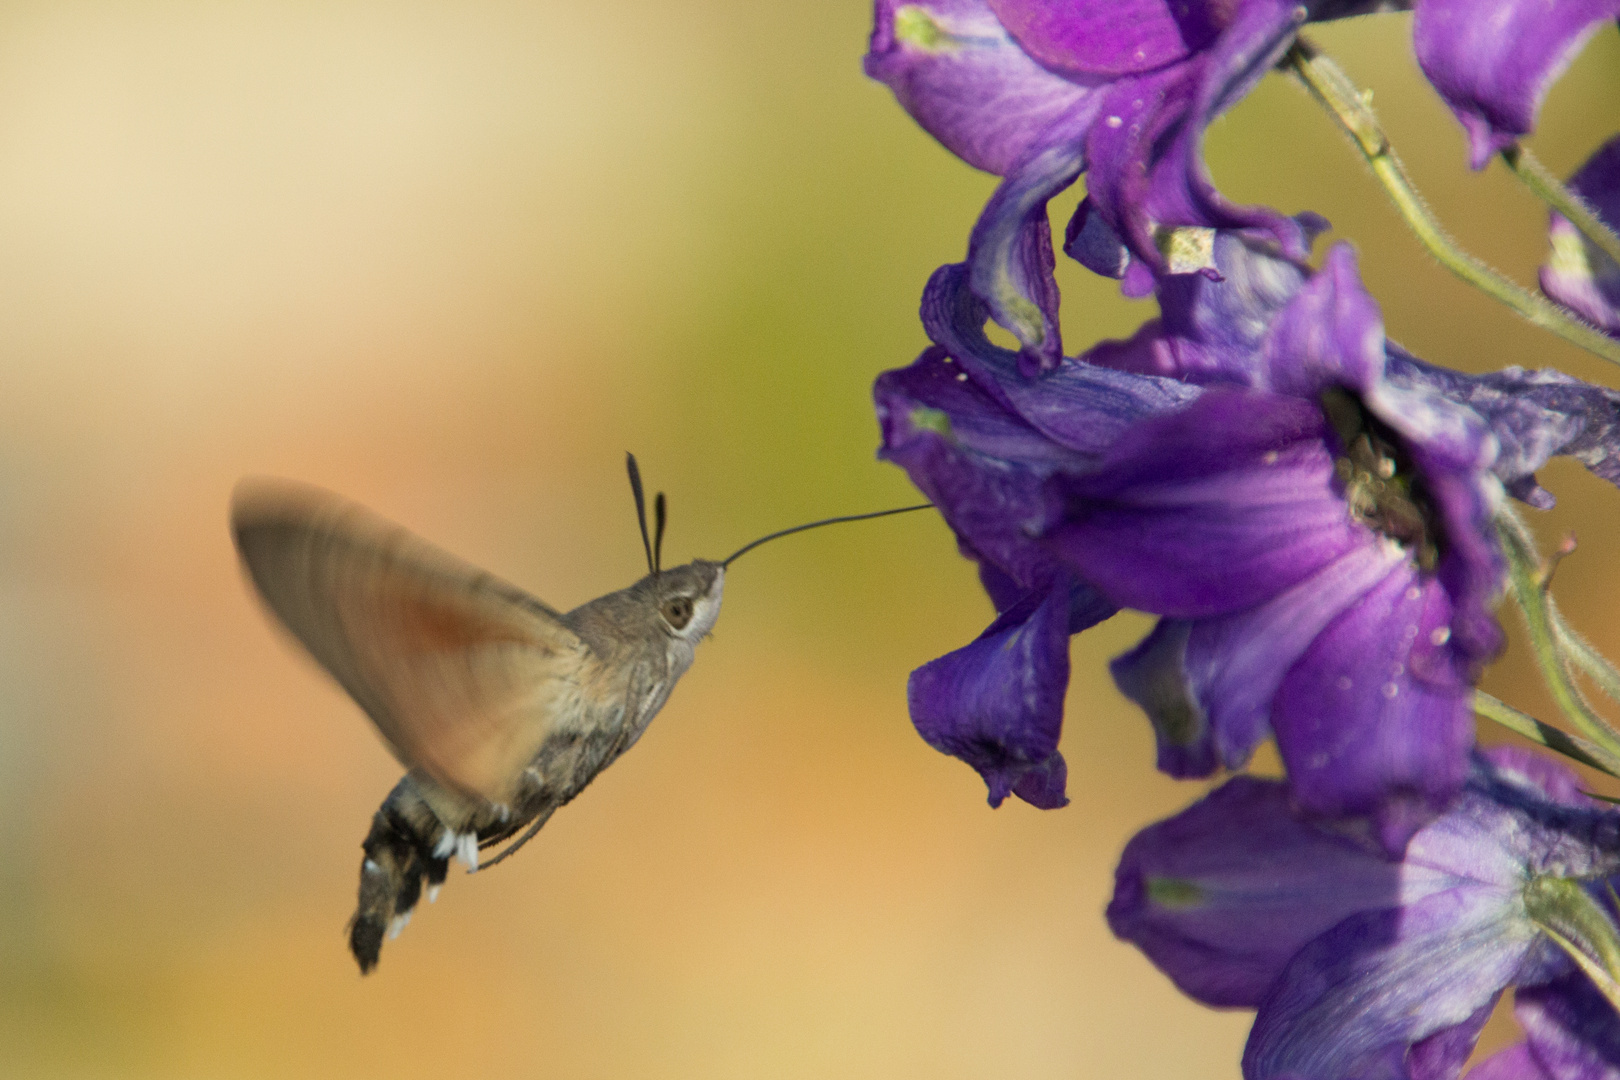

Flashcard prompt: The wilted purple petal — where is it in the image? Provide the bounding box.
[864,0,1105,176]
[1513,973,1620,1080]
[906,577,1074,807]
[919,260,1201,444]
[1383,347,1620,504]
[1413,0,1620,170]
[1051,389,1365,618]
[1083,0,1314,275]
[1542,134,1620,337]
[965,116,1095,371]
[1272,560,1475,851]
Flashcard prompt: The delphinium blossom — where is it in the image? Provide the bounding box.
[880,234,1620,847]
[866,0,1620,359]
[1109,748,1620,1079]
[1543,134,1620,337]
[864,0,1620,1070]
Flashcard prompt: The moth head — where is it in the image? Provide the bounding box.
[652,560,724,640]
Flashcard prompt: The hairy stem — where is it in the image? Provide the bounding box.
[1497,510,1620,760]
[1503,143,1620,269]
[1285,41,1620,368]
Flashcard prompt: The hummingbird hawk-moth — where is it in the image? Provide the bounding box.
[232,455,924,973]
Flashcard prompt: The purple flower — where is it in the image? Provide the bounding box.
[864,0,1376,367]
[1413,1,1620,171]
[1468,974,1620,1079]
[1542,134,1620,337]
[1108,747,1620,1080]
[878,237,1620,838]
[867,1,1620,361]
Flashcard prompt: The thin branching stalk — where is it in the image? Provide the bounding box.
[1285,40,1620,368]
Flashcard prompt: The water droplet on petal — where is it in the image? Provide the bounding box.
[1381,682,1399,699]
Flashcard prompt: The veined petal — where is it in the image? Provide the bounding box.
[1413,0,1620,170]
[1052,389,1364,618]
[1541,134,1620,338]
[906,577,1075,807]
[1244,884,1541,1080]
[1272,560,1475,852]
[865,0,1105,176]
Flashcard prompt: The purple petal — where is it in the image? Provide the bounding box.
[1413,0,1620,170]
[1469,1044,1556,1080]
[1541,134,1620,337]
[1411,999,1506,1080]
[1514,973,1620,1080]
[1051,389,1366,618]
[1108,775,1438,1009]
[1272,560,1475,852]
[875,346,1081,591]
[865,0,1106,176]
[1257,243,1387,397]
[906,578,1074,808]
[1243,884,1541,1080]
[1110,620,1217,777]
[982,0,1222,78]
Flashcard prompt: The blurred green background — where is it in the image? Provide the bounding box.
[0,3,1614,1077]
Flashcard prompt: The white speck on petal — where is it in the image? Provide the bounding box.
[1106,115,1123,128]
[1431,626,1451,646]
[1336,676,1353,691]
[1406,586,1422,601]
[1382,682,1399,699]
[1262,451,1279,465]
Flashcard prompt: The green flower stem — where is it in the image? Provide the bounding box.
[1473,690,1620,778]
[1551,600,1620,707]
[1525,877,1620,1017]
[1497,510,1620,760]
[1285,41,1620,369]
[1502,143,1620,269]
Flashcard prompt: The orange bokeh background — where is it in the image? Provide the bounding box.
[0,4,1615,1077]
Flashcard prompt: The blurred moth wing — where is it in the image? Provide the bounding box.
[231,479,590,806]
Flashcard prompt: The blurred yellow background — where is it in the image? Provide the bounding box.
[0,3,1614,1077]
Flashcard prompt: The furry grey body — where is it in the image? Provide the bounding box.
[350,561,724,971]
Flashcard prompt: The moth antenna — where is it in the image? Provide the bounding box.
[653,492,667,574]
[722,503,933,567]
[626,453,654,575]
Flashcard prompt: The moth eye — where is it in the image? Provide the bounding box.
[661,596,694,630]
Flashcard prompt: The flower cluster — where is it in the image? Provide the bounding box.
[867,0,1620,1072]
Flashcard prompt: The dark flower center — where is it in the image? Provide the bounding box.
[1320,389,1442,572]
